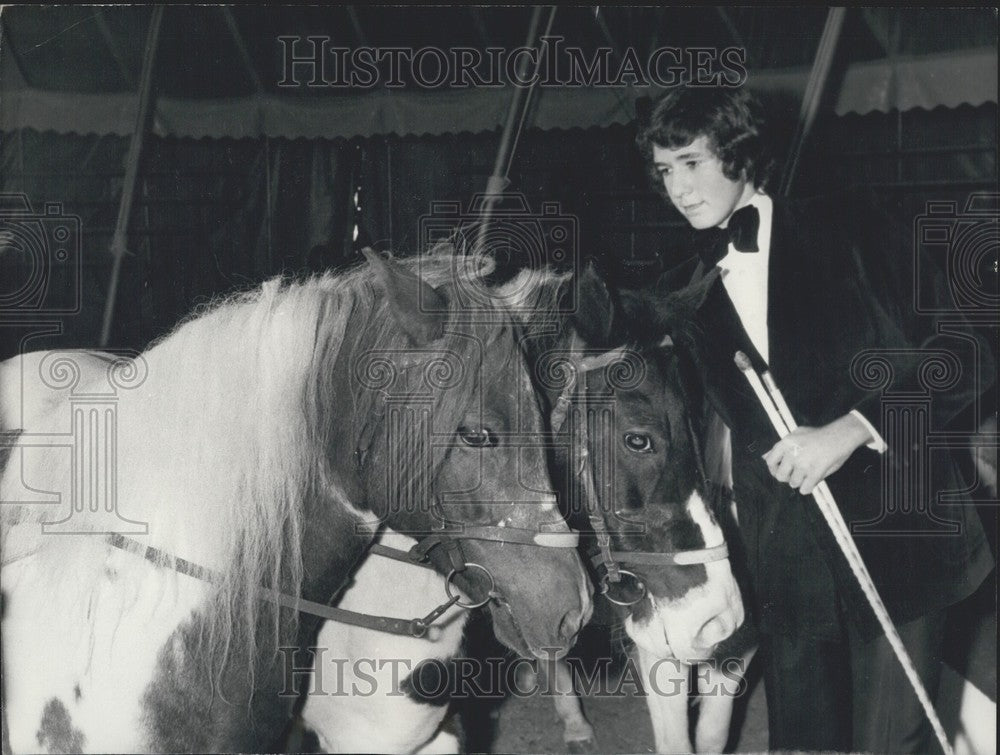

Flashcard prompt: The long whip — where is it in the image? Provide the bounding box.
[734,351,953,755]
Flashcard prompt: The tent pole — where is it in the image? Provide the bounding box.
[487,6,546,191]
[476,6,555,251]
[100,6,165,347]
[779,7,846,196]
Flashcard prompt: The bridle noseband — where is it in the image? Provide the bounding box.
[107,420,581,641]
[551,335,730,607]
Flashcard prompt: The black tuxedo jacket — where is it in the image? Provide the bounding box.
[664,193,995,641]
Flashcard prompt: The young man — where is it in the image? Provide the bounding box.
[637,87,994,752]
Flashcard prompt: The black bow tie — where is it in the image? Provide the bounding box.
[695,204,760,268]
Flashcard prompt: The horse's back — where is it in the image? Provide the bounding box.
[0,349,118,431]
[1,350,122,537]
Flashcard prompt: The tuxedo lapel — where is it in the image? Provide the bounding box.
[765,200,821,403]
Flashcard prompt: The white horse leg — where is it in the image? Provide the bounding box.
[693,645,756,753]
[636,646,693,754]
[954,680,996,755]
[540,658,596,752]
[693,662,732,754]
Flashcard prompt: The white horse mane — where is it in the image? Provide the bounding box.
[1,252,525,675]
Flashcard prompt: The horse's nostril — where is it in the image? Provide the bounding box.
[558,609,584,643]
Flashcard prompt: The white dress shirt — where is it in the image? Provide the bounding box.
[717,193,886,453]
[718,193,772,364]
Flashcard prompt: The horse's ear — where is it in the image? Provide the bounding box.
[660,267,719,313]
[608,268,720,346]
[571,262,614,348]
[649,267,720,344]
[363,248,448,345]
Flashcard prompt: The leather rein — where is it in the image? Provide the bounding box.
[107,508,579,641]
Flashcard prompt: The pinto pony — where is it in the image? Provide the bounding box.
[295,265,744,753]
[0,251,591,753]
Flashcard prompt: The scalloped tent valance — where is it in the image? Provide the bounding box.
[2,6,996,141]
[2,47,996,141]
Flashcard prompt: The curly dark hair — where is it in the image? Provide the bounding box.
[636,87,777,196]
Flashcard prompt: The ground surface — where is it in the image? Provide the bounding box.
[487,653,769,754]
[451,617,769,754]
[457,575,996,755]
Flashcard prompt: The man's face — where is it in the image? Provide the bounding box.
[652,136,756,229]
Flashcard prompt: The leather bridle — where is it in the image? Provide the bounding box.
[344,366,582,634]
[550,335,730,607]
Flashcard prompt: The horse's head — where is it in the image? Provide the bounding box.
[546,266,744,663]
[348,251,591,659]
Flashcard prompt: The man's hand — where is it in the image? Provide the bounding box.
[762,413,875,495]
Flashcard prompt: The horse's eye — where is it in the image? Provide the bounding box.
[623,432,654,453]
[459,427,497,448]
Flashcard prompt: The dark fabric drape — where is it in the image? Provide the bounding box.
[2,103,996,358]
[268,139,356,276]
[0,131,355,357]
[357,133,501,258]
[0,130,126,358]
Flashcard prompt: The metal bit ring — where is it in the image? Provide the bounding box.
[445,562,495,609]
[599,569,648,607]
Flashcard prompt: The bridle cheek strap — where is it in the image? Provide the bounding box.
[552,340,626,584]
